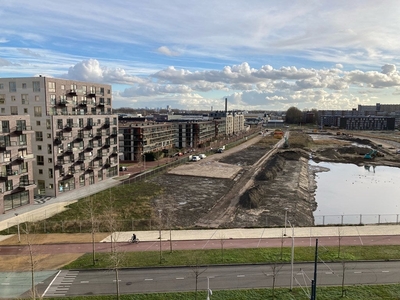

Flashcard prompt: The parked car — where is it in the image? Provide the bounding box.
[216,148,224,153]
[119,166,127,171]
[199,154,206,159]
[191,155,201,161]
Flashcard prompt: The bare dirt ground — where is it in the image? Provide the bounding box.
[149,129,400,230]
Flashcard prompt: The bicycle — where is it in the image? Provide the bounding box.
[128,237,140,244]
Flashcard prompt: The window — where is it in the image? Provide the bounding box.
[35,95,39,101]
[48,169,53,178]
[9,82,16,92]
[47,133,51,139]
[47,144,52,154]
[21,94,29,104]
[107,89,111,94]
[50,94,56,105]
[46,119,51,129]
[48,184,53,189]
[22,83,26,89]
[82,85,87,93]
[24,108,28,114]
[10,106,18,115]
[1,108,5,113]
[37,155,44,166]
[0,84,3,89]
[0,94,5,104]
[48,158,52,163]
[35,131,43,141]
[36,121,41,126]
[33,81,40,92]
[11,96,15,101]
[37,145,42,151]
[60,85,65,90]
[48,81,55,92]
[38,169,43,174]
[100,87,104,96]
[34,106,42,117]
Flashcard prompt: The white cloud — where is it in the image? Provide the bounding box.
[65,59,147,85]
[156,46,179,57]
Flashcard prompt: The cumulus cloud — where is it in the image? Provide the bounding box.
[156,46,180,56]
[66,59,146,84]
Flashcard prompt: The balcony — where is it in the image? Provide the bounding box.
[15,153,35,162]
[86,123,94,130]
[79,101,87,106]
[57,99,68,106]
[67,89,78,95]
[64,123,74,132]
[18,180,36,188]
[13,125,33,135]
[102,122,110,129]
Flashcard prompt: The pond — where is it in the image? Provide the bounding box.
[311,161,400,225]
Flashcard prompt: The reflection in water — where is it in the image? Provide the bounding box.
[311,161,400,225]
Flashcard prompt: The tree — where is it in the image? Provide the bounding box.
[285,107,303,124]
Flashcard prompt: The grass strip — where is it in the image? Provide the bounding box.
[63,245,400,270]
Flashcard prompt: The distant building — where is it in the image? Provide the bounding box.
[339,116,395,130]
[119,121,174,162]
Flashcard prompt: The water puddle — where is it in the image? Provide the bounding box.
[311,161,400,225]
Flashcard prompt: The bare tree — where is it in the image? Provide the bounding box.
[21,223,40,300]
[337,226,343,258]
[102,189,125,300]
[190,257,208,300]
[81,195,99,266]
[263,256,283,300]
[218,233,226,263]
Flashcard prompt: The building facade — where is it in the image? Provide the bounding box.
[0,115,36,213]
[119,122,174,162]
[0,77,119,198]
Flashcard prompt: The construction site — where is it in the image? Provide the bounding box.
[149,129,400,229]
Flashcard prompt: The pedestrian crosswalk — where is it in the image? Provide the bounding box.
[44,270,79,297]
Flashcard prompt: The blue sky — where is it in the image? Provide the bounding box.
[2,0,400,111]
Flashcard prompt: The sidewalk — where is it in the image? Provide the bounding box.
[102,224,400,243]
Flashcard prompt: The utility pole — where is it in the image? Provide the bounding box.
[311,238,318,300]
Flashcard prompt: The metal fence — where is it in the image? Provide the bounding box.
[314,214,400,226]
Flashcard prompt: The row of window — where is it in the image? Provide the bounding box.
[0,81,111,95]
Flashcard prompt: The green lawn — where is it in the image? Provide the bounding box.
[46,285,400,300]
[63,245,400,269]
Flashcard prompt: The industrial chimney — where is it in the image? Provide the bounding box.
[225,98,228,114]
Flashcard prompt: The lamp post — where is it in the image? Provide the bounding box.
[15,213,20,243]
[158,209,162,264]
[287,220,295,291]
[207,276,213,300]
[284,208,288,236]
[142,153,146,171]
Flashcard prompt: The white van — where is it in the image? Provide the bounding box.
[199,154,206,159]
[192,155,201,161]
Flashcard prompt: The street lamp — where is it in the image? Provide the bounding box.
[284,208,288,236]
[287,220,295,291]
[15,213,20,243]
[207,276,213,300]
[158,209,162,264]
[142,153,146,171]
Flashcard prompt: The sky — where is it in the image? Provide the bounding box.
[2,1,400,112]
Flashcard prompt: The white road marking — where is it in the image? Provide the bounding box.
[237,275,245,278]
[144,278,153,281]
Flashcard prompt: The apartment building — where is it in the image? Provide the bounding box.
[209,110,245,136]
[339,116,395,130]
[0,77,119,198]
[175,121,216,149]
[0,115,36,213]
[119,121,174,162]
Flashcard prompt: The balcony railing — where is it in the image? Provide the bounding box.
[18,180,36,187]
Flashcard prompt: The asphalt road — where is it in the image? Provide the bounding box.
[39,261,400,297]
[1,234,399,255]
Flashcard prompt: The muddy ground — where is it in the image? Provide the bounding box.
[149,130,400,229]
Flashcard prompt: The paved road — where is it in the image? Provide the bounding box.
[1,234,399,255]
[38,261,400,297]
